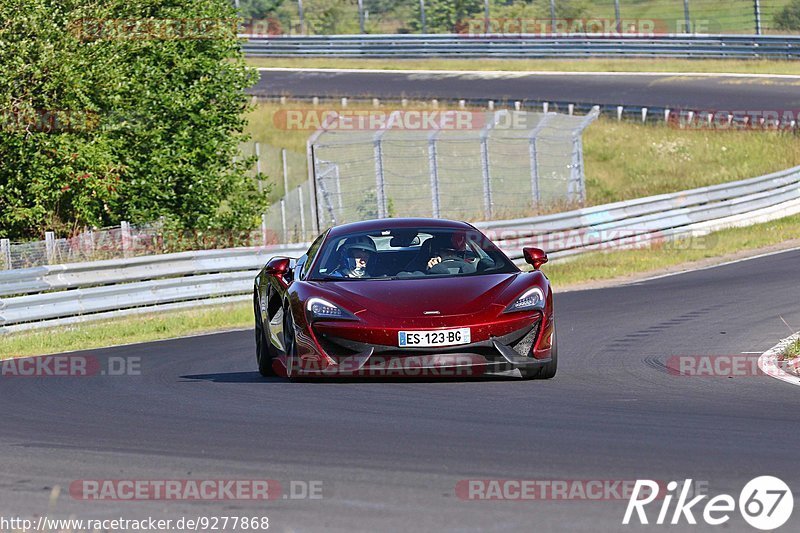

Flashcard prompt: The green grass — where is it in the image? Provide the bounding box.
[0,303,251,359]
[4,213,800,359]
[540,213,800,286]
[246,57,800,76]
[785,338,800,359]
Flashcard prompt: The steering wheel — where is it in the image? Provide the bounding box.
[428,258,470,274]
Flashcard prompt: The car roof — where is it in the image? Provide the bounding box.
[327,218,475,238]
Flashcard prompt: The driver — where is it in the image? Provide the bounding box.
[426,232,472,272]
[331,236,376,278]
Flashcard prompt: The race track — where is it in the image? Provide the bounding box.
[2,249,799,532]
[250,68,800,110]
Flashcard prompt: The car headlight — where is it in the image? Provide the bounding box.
[306,297,357,321]
[504,287,545,313]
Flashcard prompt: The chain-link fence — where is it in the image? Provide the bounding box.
[234,0,797,36]
[0,222,282,270]
[299,108,598,230]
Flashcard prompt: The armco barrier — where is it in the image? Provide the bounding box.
[1,165,799,332]
[241,34,800,60]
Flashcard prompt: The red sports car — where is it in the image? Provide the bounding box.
[253,218,556,379]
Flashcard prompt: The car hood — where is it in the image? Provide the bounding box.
[311,273,520,318]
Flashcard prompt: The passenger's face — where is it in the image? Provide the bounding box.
[351,250,370,268]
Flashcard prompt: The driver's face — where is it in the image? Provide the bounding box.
[351,250,370,268]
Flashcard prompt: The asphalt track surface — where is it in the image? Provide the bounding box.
[250,69,800,110]
[2,249,800,532]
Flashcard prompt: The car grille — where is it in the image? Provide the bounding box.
[510,320,540,357]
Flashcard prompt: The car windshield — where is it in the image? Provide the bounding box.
[309,227,518,281]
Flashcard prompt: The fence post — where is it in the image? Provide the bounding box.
[1,238,11,270]
[261,213,268,246]
[282,148,289,196]
[419,0,427,33]
[483,0,490,33]
[298,187,306,240]
[549,0,556,33]
[613,0,621,33]
[683,0,691,33]
[358,0,365,34]
[255,142,262,193]
[753,0,762,35]
[280,199,287,242]
[120,220,131,258]
[373,139,387,218]
[297,0,305,35]
[527,114,554,209]
[568,107,601,205]
[45,231,56,264]
[372,111,401,219]
[427,131,441,218]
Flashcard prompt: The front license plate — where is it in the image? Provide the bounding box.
[398,328,471,348]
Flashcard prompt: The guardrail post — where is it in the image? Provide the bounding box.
[45,231,56,264]
[753,0,762,35]
[1,238,11,270]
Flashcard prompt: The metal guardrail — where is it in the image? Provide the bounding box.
[241,33,800,59]
[2,165,799,332]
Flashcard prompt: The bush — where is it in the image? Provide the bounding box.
[0,0,266,240]
[774,0,800,30]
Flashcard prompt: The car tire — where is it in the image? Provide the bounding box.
[520,325,558,380]
[254,290,276,377]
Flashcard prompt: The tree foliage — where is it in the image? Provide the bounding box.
[0,0,264,240]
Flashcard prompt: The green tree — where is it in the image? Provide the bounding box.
[410,0,484,33]
[0,0,265,240]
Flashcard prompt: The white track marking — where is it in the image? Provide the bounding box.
[257,67,800,80]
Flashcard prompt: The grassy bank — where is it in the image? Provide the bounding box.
[3,213,800,359]
[0,303,251,359]
[247,57,800,76]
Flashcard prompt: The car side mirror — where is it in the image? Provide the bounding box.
[523,247,548,270]
[265,257,291,276]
